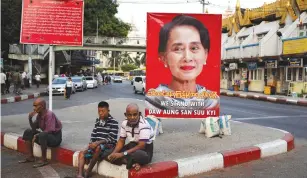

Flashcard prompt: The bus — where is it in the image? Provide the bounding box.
[105,70,130,80]
[129,68,146,81]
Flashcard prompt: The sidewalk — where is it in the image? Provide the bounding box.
[220,89,307,107]
[1,84,47,104]
[1,98,295,178]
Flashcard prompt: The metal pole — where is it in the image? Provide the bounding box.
[49,45,54,111]
[202,0,205,13]
[96,17,99,43]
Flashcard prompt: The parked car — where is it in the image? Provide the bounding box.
[72,76,87,91]
[133,76,146,95]
[85,76,98,88]
[113,76,123,83]
[46,77,76,95]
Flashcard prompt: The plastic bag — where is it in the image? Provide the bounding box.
[199,117,220,138]
[219,115,232,136]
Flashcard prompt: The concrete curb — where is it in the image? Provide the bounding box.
[220,91,307,107]
[1,92,45,104]
[1,128,295,178]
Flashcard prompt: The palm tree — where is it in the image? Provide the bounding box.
[133,54,141,67]
[119,52,134,66]
[140,52,146,66]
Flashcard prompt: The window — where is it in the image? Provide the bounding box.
[286,68,304,81]
[298,68,303,81]
[222,71,227,80]
[238,36,247,44]
[257,33,267,41]
[298,24,307,37]
[134,77,142,82]
[249,69,263,81]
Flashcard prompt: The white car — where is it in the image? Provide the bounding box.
[85,76,98,88]
[46,77,76,95]
[133,76,146,95]
[113,76,123,83]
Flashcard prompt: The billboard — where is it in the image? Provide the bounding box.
[20,0,84,46]
[145,13,221,118]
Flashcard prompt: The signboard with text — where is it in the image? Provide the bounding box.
[145,13,221,118]
[20,0,84,46]
[283,37,307,55]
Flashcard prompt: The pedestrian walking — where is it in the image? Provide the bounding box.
[5,72,12,93]
[12,70,22,95]
[35,73,41,88]
[65,77,73,99]
[1,70,6,95]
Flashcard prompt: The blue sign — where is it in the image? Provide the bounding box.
[247,62,257,70]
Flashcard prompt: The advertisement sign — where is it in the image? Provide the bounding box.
[20,0,84,46]
[229,63,238,70]
[289,58,303,67]
[283,37,307,55]
[265,60,277,68]
[145,13,221,118]
[247,62,257,70]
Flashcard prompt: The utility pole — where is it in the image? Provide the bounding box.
[200,0,210,13]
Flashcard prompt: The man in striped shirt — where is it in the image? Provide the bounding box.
[77,101,119,178]
[108,103,154,171]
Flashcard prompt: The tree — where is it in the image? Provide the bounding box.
[1,0,131,60]
[133,54,141,68]
[1,0,22,59]
[140,53,146,66]
[84,0,131,37]
[119,52,134,66]
[121,64,138,72]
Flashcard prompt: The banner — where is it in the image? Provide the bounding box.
[20,0,84,46]
[145,13,221,118]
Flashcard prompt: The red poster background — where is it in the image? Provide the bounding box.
[145,13,221,118]
[20,0,83,46]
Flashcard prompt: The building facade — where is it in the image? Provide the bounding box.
[221,0,307,96]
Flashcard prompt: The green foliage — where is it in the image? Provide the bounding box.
[121,64,138,72]
[84,0,131,37]
[1,0,22,58]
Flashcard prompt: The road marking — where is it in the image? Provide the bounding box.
[233,115,307,121]
[223,107,267,116]
[37,165,60,178]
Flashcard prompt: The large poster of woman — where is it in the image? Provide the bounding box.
[145,13,221,118]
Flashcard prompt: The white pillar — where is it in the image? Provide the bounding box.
[49,46,55,111]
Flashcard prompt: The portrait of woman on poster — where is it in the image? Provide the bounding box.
[145,14,220,111]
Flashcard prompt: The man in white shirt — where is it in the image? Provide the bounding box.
[1,70,7,95]
[65,77,73,99]
[35,73,41,88]
[108,103,154,171]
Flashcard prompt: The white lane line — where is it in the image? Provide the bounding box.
[222,100,307,114]
[37,165,60,178]
[223,107,267,116]
[233,115,307,121]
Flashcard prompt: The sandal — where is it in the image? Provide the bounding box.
[33,161,49,168]
[18,158,35,163]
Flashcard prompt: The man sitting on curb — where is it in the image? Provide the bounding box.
[76,101,119,178]
[19,98,62,168]
[108,103,154,171]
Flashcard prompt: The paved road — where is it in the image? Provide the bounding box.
[1,147,106,178]
[2,81,307,177]
[1,81,144,116]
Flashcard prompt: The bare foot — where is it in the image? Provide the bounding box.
[132,163,141,171]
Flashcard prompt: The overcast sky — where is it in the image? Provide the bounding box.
[115,0,277,37]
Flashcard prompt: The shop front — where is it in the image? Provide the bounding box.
[285,58,307,96]
[247,62,265,92]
